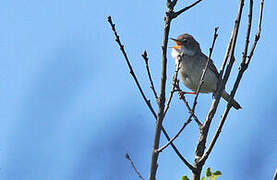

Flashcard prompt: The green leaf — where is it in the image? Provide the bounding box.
[206,168,212,177]
[182,176,190,180]
[201,177,206,180]
[205,168,222,180]
[213,171,222,176]
[209,175,221,180]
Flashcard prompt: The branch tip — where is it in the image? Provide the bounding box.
[125,153,145,180]
[173,0,202,18]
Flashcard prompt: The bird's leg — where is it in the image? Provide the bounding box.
[178,91,196,99]
[184,92,197,94]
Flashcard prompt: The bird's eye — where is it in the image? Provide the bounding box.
[182,39,188,44]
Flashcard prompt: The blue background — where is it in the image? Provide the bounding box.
[0,0,276,179]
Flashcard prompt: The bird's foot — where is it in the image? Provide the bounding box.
[178,91,196,99]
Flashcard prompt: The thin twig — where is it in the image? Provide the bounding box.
[164,54,182,116]
[175,82,202,127]
[246,0,263,65]
[159,75,196,170]
[193,2,245,179]
[192,27,219,113]
[157,27,219,153]
[157,110,195,153]
[199,0,264,164]
[142,51,159,102]
[108,16,190,172]
[221,1,244,87]
[241,0,253,66]
[107,16,157,119]
[125,153,145,180]
[161,126,195,171]
[195,0,244,159]
[172,0,202,18]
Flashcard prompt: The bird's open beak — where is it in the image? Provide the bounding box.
[170,38,181,49]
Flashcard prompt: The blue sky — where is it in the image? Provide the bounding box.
[0,0,276,179]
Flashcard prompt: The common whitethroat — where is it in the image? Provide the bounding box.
[171,34,241,110]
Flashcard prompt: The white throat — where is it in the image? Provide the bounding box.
[171,46,195,59]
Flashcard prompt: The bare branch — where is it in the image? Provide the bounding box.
[149,5,173,178]
[246,0,264,65]
[241,0,253,65]
[142,51,159,102]
[149,0,203,178]
[221,0,244,87]
[125,153,145,180]
[109,0,264,178]
[107,16,193,174]
[191,27,219,113]
[172,0,202,18]
[157,27,219,154]
[107,16,157,119]
[160,127,195,171]
[164,54,182,116]
[193,2,245,179]
[200,0,251,162]
[157,110,195,153]
[171,0,178,8]
[175,82,202,127]
[199,0,264,164]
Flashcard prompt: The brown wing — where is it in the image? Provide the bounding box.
[200,52,219,78]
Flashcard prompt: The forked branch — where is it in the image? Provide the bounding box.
[199,0,264,164]
[193,1,245,179]
[157,27,219,153]
[142,51,159,102]
[175,82,202,127]
[164,53,182,116]
[107,16,157,119]
[172,0,203,18]
[107,15,194,176]
[149,0,203,179]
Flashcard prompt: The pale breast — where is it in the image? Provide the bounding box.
[179,55,218,93]
[172,47,218,93]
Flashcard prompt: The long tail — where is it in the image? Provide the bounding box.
[221,90,242,110]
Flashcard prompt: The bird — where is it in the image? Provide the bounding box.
[170,33,241,110]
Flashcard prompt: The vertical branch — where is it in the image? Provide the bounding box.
[157,27,219,154]
[109,0,264,179]
[193,1,245,179]
[108,15,194,175]
[199,0,264,164]
[149,0,203,179]
[149,7,173,180]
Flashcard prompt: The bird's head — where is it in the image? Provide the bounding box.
[170,34,201,57]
